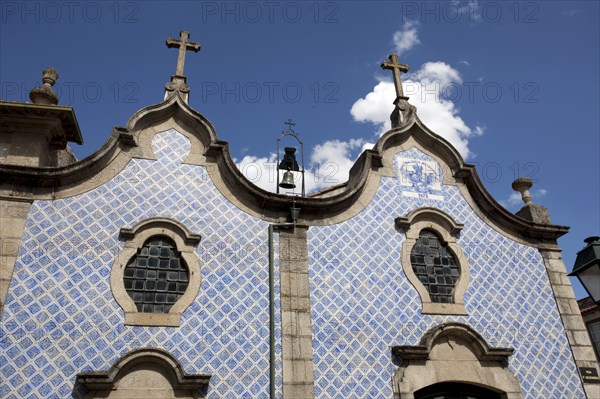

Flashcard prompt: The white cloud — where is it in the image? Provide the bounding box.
[239,61,486,194]
[504,192,523,206]
[499,188,548,209]
[361,142,375,152]
[350,61,484,159]
[236,21,489,194]
[411,61,462,87]
[451,0,482,23]
[392,20,420,56]
[235,153,278,192]
[563,9,580,17]
[310,138,367,189]
[234,139,368,195]
[349,80,394,135]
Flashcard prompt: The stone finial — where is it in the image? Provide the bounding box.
[511,177,552,224]
[511,177,533,205]
[29,67,59,105]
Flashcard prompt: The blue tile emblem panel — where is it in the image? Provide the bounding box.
[396,150,444,201]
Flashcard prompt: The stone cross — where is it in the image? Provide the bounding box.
[284,118,296,131]
[381,53,409,98]
[166,31,200,77]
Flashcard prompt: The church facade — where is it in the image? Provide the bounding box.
[1,32,598,399]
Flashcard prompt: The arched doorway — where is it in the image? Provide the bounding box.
[391,323,522,399]
[76,348,211,399]
[415,382,502,399]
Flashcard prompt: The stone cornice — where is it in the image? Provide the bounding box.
[76,348,211,390]
[126,92,217,147]
[0,101,83,145]
[377,118,569,241]
[119,217,202,246]
[203,137,385,224]
[395,207,464,236]
[0,93,569,242]
[392,322,514,362]
[0,126,133,194]
[454,160,569,241]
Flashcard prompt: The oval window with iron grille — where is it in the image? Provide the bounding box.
[410,229,459,304]
[123,236,189,313]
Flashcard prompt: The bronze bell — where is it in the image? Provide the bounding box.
[279,147,300,171]
[279,170,296,189]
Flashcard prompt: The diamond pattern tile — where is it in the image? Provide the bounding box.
[0,130,280,398]
[308,147,585,399]
[0,138,586,399]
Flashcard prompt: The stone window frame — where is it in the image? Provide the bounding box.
[396,207,469,315]
[587,319,600,362]
[110,217,201,327]
[391,322,522,399]
[76,347,211,393]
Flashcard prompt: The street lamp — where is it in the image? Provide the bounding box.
[569,236,600,303]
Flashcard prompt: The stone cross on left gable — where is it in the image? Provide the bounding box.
[166,31,200,77]
[164,31,200,103]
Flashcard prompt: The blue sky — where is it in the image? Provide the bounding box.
[1,1,598,299]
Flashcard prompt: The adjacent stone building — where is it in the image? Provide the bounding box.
[578,296,600,364]
[1,32,599,398]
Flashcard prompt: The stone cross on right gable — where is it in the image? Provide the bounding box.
[381,53,409,99]
[381,53,416,128]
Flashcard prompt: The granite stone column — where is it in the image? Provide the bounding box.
[278,226,315,399]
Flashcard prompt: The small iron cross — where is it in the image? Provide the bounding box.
[166,31,201,76]
[284,118,296,132]
[381,54,409,98]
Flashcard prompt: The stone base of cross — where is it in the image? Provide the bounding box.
[391,96,417,128]
[164,75,191,102]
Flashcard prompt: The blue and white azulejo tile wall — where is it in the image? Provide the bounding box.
[0,133,586,398]
[308,147,585,399]
[0,129,281,398]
